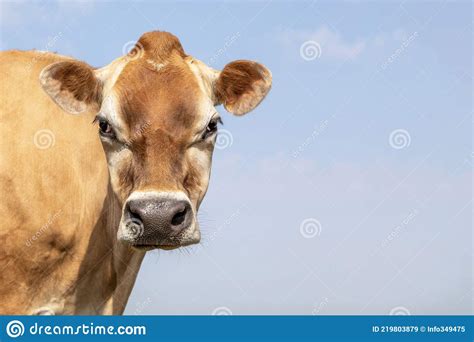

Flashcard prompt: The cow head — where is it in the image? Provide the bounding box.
[39,31,271,251]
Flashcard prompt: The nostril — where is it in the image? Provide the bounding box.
[171,207,187,226]
[129,211,143,225]
[126,202,143,222]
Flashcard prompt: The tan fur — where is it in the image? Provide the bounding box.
[0,31,271,315]
[0,50,142,314]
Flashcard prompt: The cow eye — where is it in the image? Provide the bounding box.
[202,118,221,140]
[98,119,115,138]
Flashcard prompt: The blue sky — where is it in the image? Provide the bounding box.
[1,1,471,314]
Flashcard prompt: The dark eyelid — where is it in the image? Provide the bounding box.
[92,114,107,125]
[208,116,223,127]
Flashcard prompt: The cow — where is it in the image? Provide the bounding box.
[0,31,271,315]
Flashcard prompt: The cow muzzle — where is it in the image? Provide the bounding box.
[117,191,200,250]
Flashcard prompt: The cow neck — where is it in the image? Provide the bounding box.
[71,182,146,314]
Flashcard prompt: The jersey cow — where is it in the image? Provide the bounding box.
[0,31,271,314]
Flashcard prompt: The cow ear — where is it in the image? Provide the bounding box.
[214,60,272,116]
[39,61,102,114]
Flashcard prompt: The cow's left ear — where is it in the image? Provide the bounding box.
[39,61,102,115]
[214,60,272,116]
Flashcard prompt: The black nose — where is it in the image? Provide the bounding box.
[125,198,192,239]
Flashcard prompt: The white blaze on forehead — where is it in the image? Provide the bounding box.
[187,58,219,99]
[94,56,130,139]
[146,59,167,71]
[186,58,220,122]
[95,56,128,95]
[98,94,128,139]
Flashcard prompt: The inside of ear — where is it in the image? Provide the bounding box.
[39,61,102,115]
[215,60,272,116]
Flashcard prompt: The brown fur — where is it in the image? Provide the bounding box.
[114,33,204,198]
[48,61,102,104]
[134,31,186,62]
[0,50,128,314]
[39,60,102,114]
[215,60,272,115]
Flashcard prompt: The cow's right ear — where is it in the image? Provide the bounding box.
[39,61,102,115]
